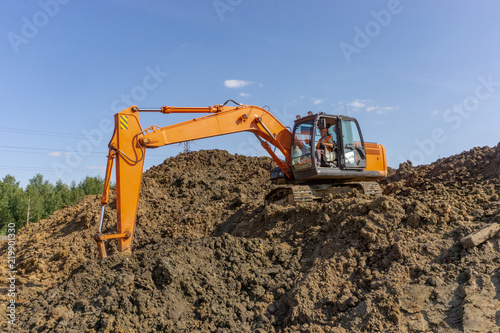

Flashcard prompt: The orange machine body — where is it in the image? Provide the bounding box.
[365,142,387,178]
[95,103,387,258]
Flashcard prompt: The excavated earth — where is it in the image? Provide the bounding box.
[1,147,499,332]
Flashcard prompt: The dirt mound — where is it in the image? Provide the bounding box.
[136,149,274,241]
[0,150,274,310]
[385,144,500,189]
[216,190,499,332]
[19,235,301,332]
[2,147,500,332]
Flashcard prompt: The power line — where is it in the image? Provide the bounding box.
[0,145,170,158]
[0,166,105,173]
[0,149,103,157]
[0,127,87,138]
[0,145,94,152]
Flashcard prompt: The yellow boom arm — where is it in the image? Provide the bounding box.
[96,103,293,258]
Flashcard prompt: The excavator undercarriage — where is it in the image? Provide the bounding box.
[264,181,382,206]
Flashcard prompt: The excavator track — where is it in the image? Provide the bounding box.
[356,181,382,195]
[265,181,382,206]
[265,185,315,206]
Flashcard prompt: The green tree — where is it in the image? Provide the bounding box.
[25,174,45,223]
[55,179,72,207]
[25,174,59,222]
[0,175,27,231]
[78,176,104,195]
[0,174,106,234]
[69,180,85,203]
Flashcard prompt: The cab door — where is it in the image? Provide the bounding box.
[339,118,367,169]
[290,119,314,172]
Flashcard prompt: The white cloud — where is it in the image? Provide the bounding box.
[49,152,69,157]
[347,99,396,114]
[239,92,250,97]
[348,99,368,108]
[380,106,395,113]
[367,106,395,114]
[313,99,323,105]
[224,79,252,88]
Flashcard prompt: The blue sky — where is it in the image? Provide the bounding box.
[1,0,500,187]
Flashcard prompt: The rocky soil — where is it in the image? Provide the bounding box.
[1,146,499,332]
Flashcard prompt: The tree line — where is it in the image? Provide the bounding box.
[0,174,104,234]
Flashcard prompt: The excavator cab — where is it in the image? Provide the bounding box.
[289,113,369,182]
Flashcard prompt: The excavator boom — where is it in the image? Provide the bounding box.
[96,103,293,258]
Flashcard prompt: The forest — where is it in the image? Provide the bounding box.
[0,174,104,234]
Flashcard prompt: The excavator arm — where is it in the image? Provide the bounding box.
[95,102,293,258]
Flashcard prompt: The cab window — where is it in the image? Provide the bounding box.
[291,120,313,170]
[315,118,338,149]
[341,119,364,167]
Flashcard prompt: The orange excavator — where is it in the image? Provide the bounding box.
[95,100,387,258]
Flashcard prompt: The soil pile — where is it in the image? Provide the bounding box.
[1,146,499,332]
[0,150,274,312]
[135,149,274,240]
[17,235,301,332]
